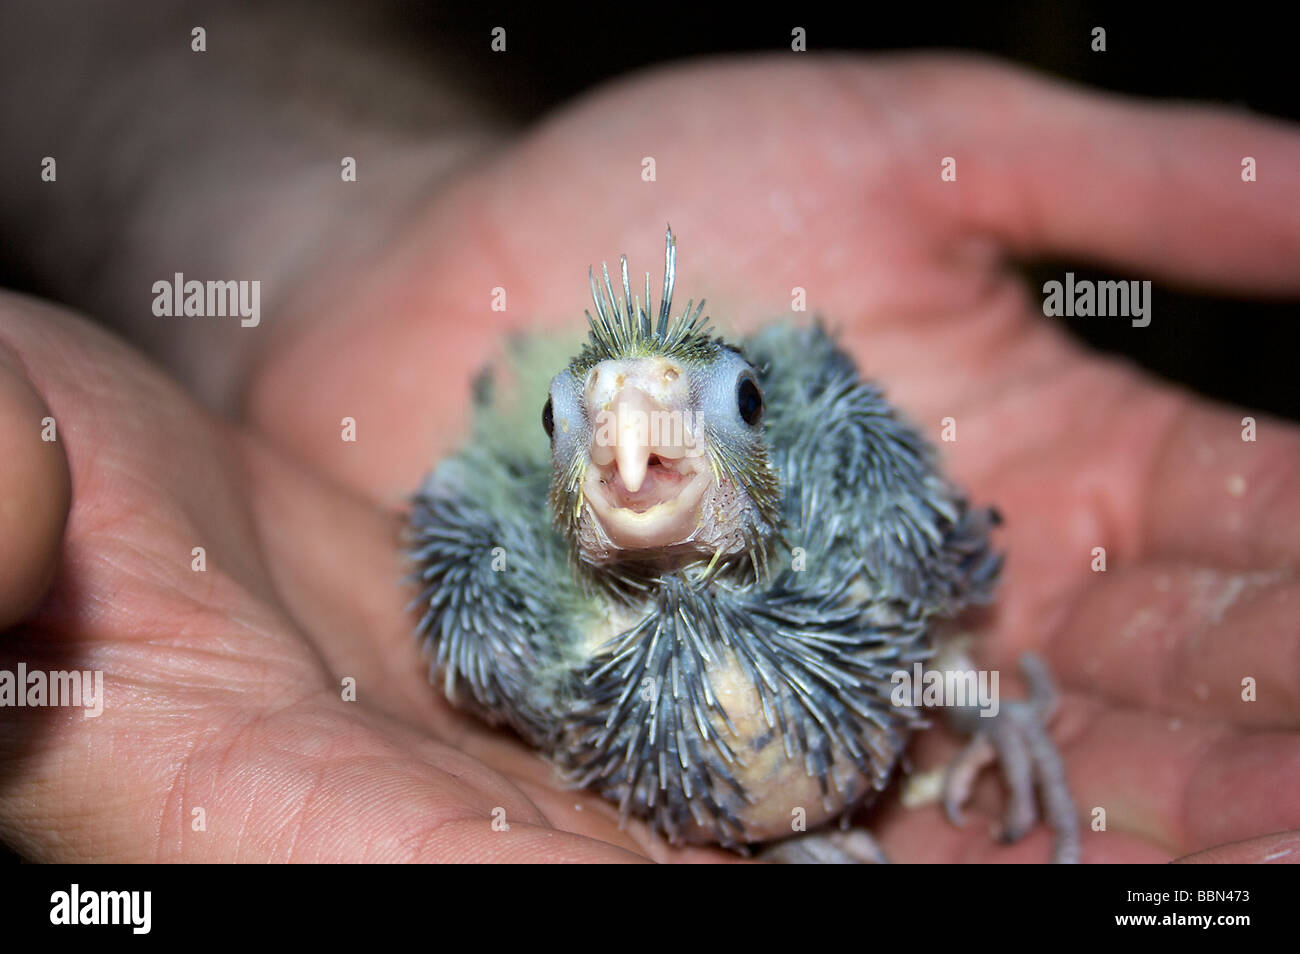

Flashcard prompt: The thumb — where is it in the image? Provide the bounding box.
[0,341,70,629]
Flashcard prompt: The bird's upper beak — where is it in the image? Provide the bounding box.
[581,357,713,551]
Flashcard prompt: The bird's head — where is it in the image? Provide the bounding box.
[544,229,780,579]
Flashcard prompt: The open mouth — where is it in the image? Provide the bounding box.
[583,451,713,550]
[607,454,689,512]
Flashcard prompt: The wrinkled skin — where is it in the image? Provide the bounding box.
[3,56,1299,862]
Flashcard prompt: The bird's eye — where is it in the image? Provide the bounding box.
[737,376,763,426]
[542,396,554,438]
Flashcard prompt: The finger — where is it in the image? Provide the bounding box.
[902,55,1300,293]
[0,338,70,630]
[1141,401,1300,570]
[1044,561,1300,727]
[0,301,323,681]
[1028,702,1300,857]
[971,369,1300,665]
[904,692,1300,859]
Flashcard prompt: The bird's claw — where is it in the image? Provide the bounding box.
[941,652,1080,863]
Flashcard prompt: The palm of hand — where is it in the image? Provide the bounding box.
[4,57,1297,862]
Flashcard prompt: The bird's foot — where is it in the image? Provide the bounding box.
[760,828,888,864]
[940,652,1080,863]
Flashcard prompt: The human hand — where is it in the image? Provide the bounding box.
[237,55,1300,861]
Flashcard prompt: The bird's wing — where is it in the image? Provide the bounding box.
[408,334,592,744]
[745,322,1001,615]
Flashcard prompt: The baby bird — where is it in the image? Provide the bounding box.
[409,228,1077,861]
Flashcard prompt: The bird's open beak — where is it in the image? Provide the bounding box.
[581,358,713,551]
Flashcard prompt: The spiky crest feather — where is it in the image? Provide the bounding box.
[569,227,723,374]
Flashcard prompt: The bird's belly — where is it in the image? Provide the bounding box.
[574,605,876,844]
[690,649,874,842]
[567,598,897,847]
